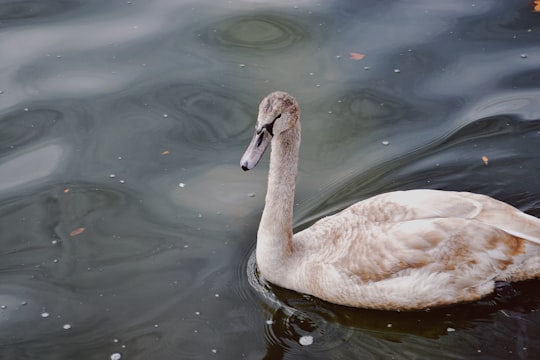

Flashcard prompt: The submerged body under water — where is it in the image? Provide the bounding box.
[0,0,539,359]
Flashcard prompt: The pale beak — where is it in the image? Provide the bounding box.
[240,128,272,171]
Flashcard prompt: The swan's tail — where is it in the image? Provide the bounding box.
[471,193,540,245]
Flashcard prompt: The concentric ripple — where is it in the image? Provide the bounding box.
[200,14,311,53]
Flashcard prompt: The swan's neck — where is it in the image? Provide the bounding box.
[257,124,301,280]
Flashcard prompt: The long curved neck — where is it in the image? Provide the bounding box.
[257,123,301,279]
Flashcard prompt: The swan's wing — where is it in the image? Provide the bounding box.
[294,213,530,309]
[291,189,540,308]
[357,189,540,244]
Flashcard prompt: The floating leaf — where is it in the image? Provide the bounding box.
[482,155,489,165]
[161,150,170,155]
[63,188,70,193]
[69,227,86,236]
[349,52,365,60]
[533,0,540,12]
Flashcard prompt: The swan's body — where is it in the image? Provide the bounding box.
[240,91,540,310]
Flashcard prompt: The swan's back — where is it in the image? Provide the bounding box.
[289,189,540,309]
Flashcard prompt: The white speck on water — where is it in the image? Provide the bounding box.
[154,324,159,328]
[183,244,189,248]
[179,182,185,188]
[63,324,72,330]
[309,72,314,76]
[248,193,256,197]
[53,259,59,263]
[20,301,27,306]
[211,349,217,354]
[381,140,390,145]
[393,69,401,73]
[110,353,122,360]
[24,108,29,112]
[195,311,200,315]
[113,339,120,343]
[41,312,50,318]
[1,305,6,309]
[364,66,370,70]
[447,327,456,332]
[109,174,116,179]
[214,293,220,298]
[163,113,169,118]
[299,335,313,346]
[387,323,392,328]
[118,180,125,184]
[0,91,4,94]
[265,319,274,325]
[117,156,123,160]
[239,64,246,68]
[51,240,58,245]
[520,53,528,58]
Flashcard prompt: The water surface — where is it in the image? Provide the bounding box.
[1,0,540,359]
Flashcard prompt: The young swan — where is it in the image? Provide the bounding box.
[240,91,540,310]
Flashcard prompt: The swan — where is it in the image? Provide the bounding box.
[240,91,540,310]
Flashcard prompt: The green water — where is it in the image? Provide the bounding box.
[0,0,539,359]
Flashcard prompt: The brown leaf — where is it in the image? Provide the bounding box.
[482,155,489,165]
[349,52,365,61]
[63,188,70,193]
[69,227,86,236]
[534,0,540,12]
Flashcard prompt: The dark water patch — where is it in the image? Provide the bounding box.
[0,0,87,24]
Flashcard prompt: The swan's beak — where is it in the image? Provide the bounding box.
[240,128,272,171]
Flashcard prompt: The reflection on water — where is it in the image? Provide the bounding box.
[1,0,540,359]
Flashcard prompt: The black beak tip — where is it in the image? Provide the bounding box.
[241,163,249,171]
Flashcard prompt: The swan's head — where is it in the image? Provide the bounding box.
[240,91,299,171]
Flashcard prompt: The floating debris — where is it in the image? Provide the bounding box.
[109,174,117,179]
[447,327,456,332]
[381,140,390,145]
[393,69,401,73]
[110,353,122,360]
[299,335,313,346]
[163,113,169,118]
[520,54,528,59]
[69,227,86,237]
[63,324,72,330]
[247,193,256,197]
[41,312,50,318]
[179,182,185,188]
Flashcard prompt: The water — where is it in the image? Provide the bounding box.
[1,0,540,359]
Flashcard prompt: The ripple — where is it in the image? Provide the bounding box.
[151,84,252,147]
[199,14,311,53]
[245,249,356,353]
[0,1,83,23]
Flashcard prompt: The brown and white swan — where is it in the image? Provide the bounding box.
[240,91,540,310]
